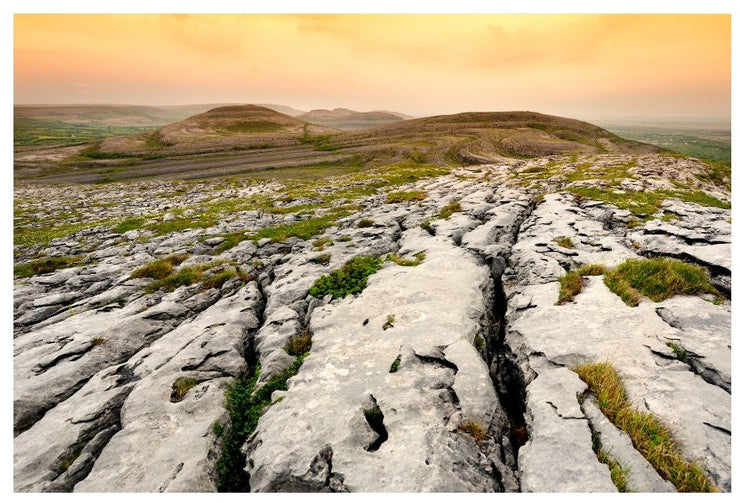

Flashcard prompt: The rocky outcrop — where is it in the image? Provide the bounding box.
[13,154,731,492]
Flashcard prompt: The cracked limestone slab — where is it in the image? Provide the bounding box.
[508,278,731,491]
[245,227,506,492]
[518,367,616,492]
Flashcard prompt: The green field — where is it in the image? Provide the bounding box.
[14,118,155,146]
[595,118,730,164]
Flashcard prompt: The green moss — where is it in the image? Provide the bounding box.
[308,255,383,299]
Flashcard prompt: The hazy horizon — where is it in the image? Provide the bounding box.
[14,14,730,120]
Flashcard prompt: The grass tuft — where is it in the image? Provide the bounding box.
[603,258,718,307]
[554,236,574,249]
[439,201,463,219]
[130,254,189,280]
[14,256,84,278]
[171,377,201,402]
[458,419,488,446]
[356,218,375,228]
[574,362,716,492]
[386,190,428,203]
[386,252,425,267]
[284,332,313,357]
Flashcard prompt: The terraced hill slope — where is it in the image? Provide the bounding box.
[13,152,730,493]
[14,108,662,184]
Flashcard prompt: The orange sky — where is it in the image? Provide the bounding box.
[13,14,731,119]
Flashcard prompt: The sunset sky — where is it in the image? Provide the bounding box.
[13,13,731,120]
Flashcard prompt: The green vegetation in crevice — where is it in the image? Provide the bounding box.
[591,429,630,492]
[170,377,201,402]
[439,201,462,219]
[308,253,331,265]
[308,255,383,299]
[129,254,189,280]
[312,237,333,251]
[386,252,426,267]
[14,255,86,278]
[574,362,716,492]
[132,256,249,294]
[382,314,395,330]
[216,335,312,492]
[356,218,375,228]
[252,215,339,243]
[667,342,688,362]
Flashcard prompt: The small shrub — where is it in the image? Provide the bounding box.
[307,256,383,299]
[382,314,395,331]
[574,362,715,492]
[389,355,401,373]
[554,236,574,249]
[667,342,688,362]
[458,419,488,446]
[357,218,375,228]
[386,190,428,203]
[386,252,425,267]
[285,332,313,357]
[603,258,718,307]
[171,377,201,402]
[439,201,462,219]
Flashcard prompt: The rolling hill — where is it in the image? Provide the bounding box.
[14,107,664,184]
[296,108,409,130]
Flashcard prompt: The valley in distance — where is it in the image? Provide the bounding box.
[13,103,731,493]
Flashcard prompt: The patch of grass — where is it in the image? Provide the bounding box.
[308,255,383,299]
[253,215,337,243]
[439,201,463,219]
[112,217,149,234]
[382,314,395,331]
[312,237,333,250]
[212,231,250,254]
[565,186,663,216]
[555,264,608,305]
[389,355,401,373]
[338,235,352,242]
[171,377,201,402]
[659,189,730,210]
[130,254,189,280]
[309,253,332,265]
[217,345,311,491]
[554,236,574,249]
[625,217,643,229]
[556,271,584,305]
[91,336,105,347]
[356,218,375,228]
[386,252,425,267]
[386,190,428,203]
[458,419,488,446]
[574,362,716,492]
[145,266,201,293]
[200,270,237,290]
[14,255,84,278]
[603,258,718,307]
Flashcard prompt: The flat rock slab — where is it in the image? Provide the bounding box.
[245,229,505,492]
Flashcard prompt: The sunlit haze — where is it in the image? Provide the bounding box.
[14,14,730,120]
